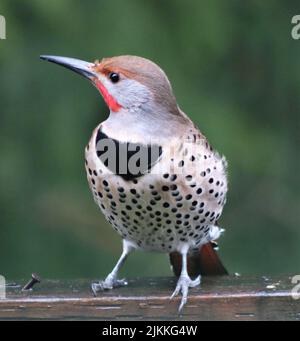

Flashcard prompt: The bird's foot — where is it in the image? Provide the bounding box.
[91,275,128,296]
[170,275,201,312]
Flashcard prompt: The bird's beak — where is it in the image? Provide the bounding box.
[40,55,97,80]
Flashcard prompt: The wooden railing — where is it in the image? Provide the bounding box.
[0,275,299,320]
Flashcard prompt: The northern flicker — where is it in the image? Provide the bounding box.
[40,55,228,311]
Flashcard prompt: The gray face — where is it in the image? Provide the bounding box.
[96,72,154,111]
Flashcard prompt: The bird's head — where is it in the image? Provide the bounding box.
[40,55,182,117]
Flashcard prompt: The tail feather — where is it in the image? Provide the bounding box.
[169,242,228,278]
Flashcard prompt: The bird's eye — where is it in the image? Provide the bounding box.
[109,72,120,83]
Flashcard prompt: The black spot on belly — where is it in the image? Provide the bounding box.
[196,188,202,194]
[96,129,162,181]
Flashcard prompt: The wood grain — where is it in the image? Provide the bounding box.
[0,275,299,320]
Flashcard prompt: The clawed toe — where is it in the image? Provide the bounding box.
[170,275,201,312]
[91,278,128,296]
[91,282,101,296]
[111,278,128,288]
[189,275,201,287]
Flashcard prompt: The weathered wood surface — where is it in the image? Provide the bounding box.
[0,275,299,321]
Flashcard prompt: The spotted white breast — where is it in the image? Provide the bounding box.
[85,124,228,253]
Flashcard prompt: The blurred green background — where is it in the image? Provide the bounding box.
[1,0,300,281]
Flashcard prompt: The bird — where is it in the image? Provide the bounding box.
[40,54,228,311]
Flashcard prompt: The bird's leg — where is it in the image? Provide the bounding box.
[91,240,134,295]
[170,245,201,312]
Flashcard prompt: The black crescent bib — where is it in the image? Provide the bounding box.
[95,128,162,181]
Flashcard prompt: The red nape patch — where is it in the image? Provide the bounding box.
[94,79,121,112]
